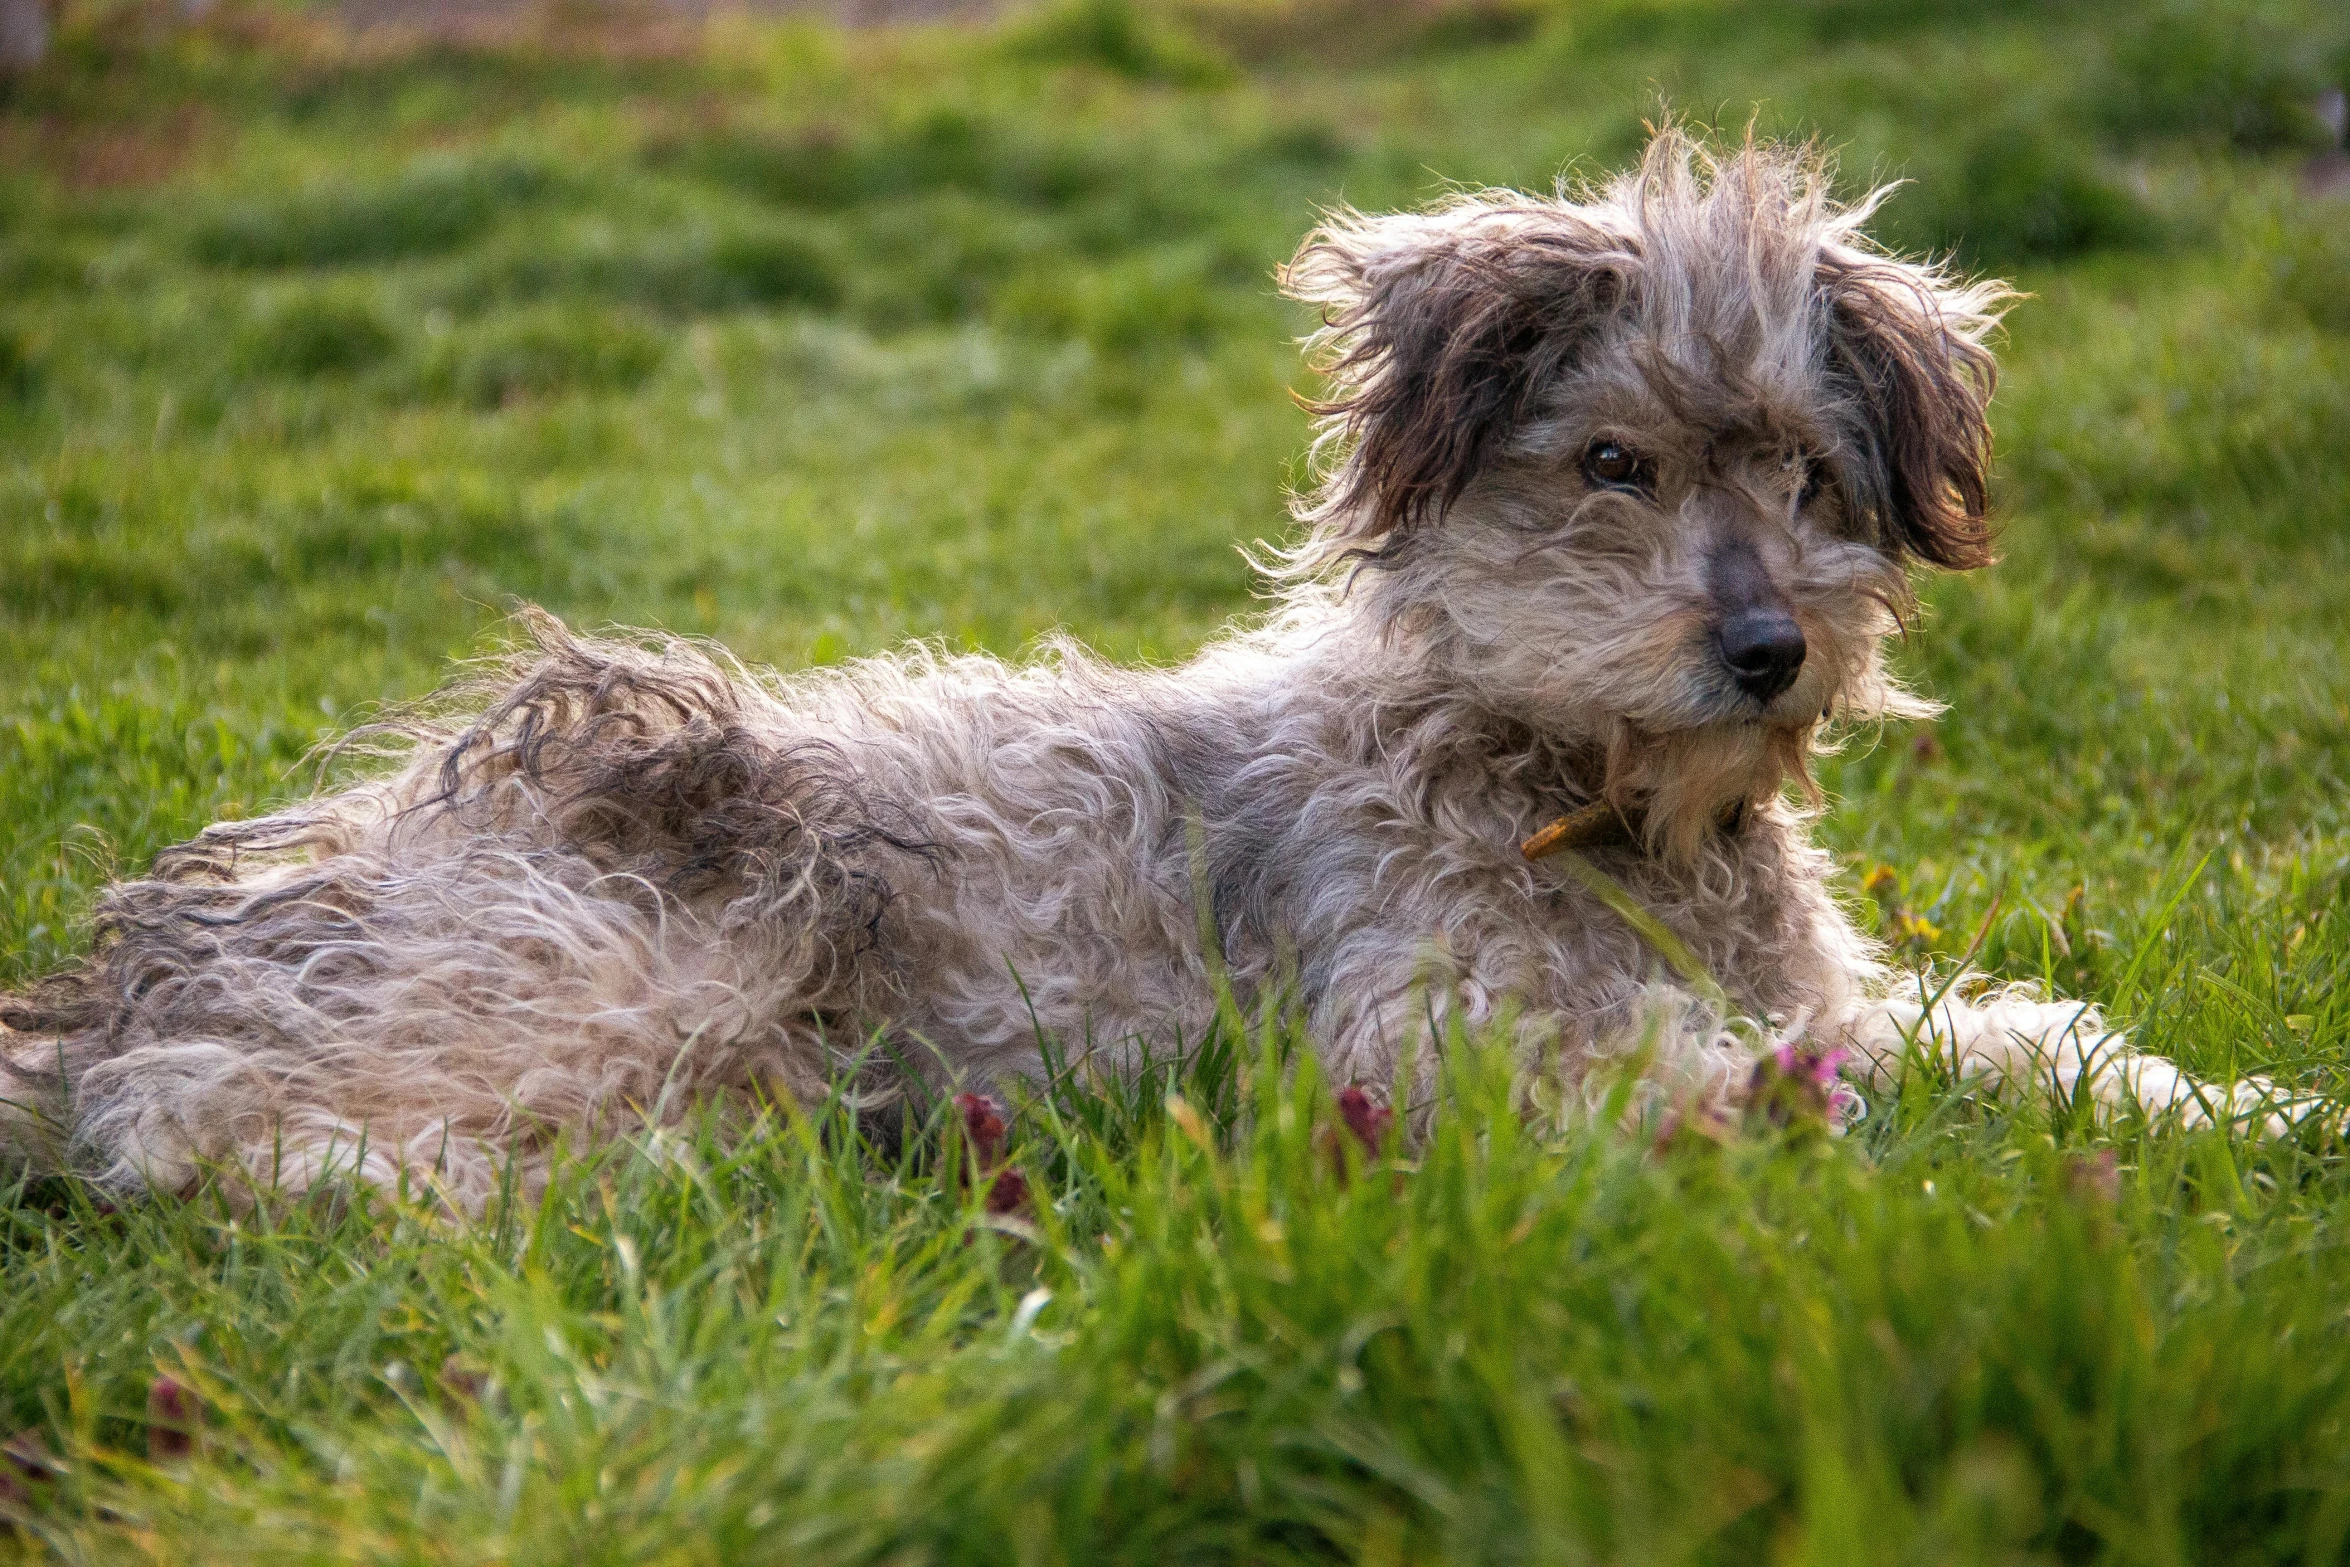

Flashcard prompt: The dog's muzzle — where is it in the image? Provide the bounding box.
[1706,532,1808,706]
[1715,608,1807,704]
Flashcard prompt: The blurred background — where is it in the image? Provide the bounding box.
[2,0,2348,1009]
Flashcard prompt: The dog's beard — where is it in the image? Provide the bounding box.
[1594,642,1927,859]
[1602,716,1816,859]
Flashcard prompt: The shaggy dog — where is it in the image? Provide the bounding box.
[0,133,2290,1207]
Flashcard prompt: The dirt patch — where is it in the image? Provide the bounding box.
[336,0,997,42]
[0,100,208,187]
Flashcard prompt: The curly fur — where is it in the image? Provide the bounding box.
[0,132,2296,1206]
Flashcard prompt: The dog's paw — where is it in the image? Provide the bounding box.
[2090,1052,2302,1137]
[1843,992,2322,1138]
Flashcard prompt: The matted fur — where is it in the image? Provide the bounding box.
[0,132,2296,1206]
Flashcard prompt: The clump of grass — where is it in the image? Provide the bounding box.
[1166,0,1543,66]
[2095,0,2348,150]
[2275,203,2350,333]
[996,242,1248,350]
[456,217,844,315]
[1883,117,2159,267]
[0,327,36,403]
[188,151,557,269]
[408,305,667,407]
[233,285,403,377]
[690,224,846,311]
[678,109,1114,213]
[270,479,559,581]
[0,531,190,618]
[1006,0,1237,84]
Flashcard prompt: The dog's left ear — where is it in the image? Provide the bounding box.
[1819,253,2011,571]
[1281,202,1632,562]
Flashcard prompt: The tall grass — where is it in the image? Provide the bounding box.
[9,1020,2350,1561]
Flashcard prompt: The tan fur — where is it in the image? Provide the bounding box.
[0,133,2297,1206]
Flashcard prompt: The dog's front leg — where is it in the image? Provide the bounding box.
[1843,987,2295,1134]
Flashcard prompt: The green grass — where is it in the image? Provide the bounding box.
[5,0,2350,1558]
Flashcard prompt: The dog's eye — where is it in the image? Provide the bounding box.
[1582,440,1653,494]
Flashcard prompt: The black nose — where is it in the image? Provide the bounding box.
[1717,610,1807,704]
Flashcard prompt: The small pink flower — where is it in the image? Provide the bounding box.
[953,1093,1009,1170]
[147,1376,198,1462]
[1334,1086,1393,1154]
[952,1093,1033,1222]
[983,1166,1032,1218]
[1747,1040,1864,1131]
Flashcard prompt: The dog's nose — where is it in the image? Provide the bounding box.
[1717,610,1807,704]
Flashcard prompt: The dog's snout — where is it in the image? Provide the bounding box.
[1717,610,1807,704]
[1706,532,1806,705]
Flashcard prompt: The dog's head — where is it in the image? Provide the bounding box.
[1280,131,2009,852]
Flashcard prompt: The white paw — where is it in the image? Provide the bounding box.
[1846,990,2317,1137]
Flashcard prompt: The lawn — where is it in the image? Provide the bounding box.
[4,0,2350,1558]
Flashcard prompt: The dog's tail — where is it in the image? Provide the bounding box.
[0,1015,81,1177]
[0,611,936,1205]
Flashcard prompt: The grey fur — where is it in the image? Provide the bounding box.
[0,133,2295,1207]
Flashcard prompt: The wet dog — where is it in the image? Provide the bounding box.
[1,133,2288,1207]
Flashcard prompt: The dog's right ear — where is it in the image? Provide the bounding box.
[1280,202,1631,563]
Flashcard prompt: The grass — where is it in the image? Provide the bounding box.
[4,0,2350,1557]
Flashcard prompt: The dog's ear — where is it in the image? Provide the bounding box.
[1819,254,2009,571]
[1280,202,1631,561]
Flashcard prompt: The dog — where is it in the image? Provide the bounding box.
[0,132,2292,1208]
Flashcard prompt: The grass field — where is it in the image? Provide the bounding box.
[5,0,2350,1558]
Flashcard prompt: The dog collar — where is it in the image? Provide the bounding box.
[1520,798,1748,861]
